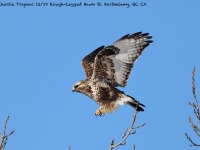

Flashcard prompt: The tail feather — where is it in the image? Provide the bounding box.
[116,93,145,112]
[126,101,145,112]
[126,95,145,112]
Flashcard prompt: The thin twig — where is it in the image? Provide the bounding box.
[185,67,200,146]
[132,144,136,150]
[185,133,200,146]
[0,116,15,150]
[188,116,200,137]
[192,67,200,120]
[109,111,145,150]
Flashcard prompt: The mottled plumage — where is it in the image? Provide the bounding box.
[72,32,153,116]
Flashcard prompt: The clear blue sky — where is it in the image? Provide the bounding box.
[0,0,200,150]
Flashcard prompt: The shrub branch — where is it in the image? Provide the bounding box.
[109,110,145,150]
[0,116,15,150]
[185,67,200,146]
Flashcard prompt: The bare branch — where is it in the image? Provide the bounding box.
[109,111,145,150]
[185,67,200,146]
[185,133,200,146]
[188,116,200,137]
[134,123,146,130]
[132,144,136,150]
[0,116,15,150]
[192,67,200,120]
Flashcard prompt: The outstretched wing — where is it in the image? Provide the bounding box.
[92,32,153,87]
[82,46,105,79]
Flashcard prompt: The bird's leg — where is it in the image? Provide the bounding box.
[95,106,106,116]
[95,108,102,116]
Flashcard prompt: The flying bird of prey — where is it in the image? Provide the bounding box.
[72,32,153,116]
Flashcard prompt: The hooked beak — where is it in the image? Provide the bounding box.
[72,86,75,92]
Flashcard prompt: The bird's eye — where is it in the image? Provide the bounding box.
[74,85,79,89]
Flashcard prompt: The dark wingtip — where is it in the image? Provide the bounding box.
[147,40,153,43]
[133,31,143,35]
[115,34,130,42]
[141,33,149,36]
[146,36,152,39]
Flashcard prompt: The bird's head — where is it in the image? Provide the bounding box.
[72,80,87,93]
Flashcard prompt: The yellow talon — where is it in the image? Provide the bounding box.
[95,109,102,116]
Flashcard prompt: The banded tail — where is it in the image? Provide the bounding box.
[117,94,145,112]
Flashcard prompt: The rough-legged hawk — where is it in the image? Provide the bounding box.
[72,32,153,116]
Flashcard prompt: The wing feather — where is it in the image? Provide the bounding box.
[92,32,153,87]
[82,46,104,79]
